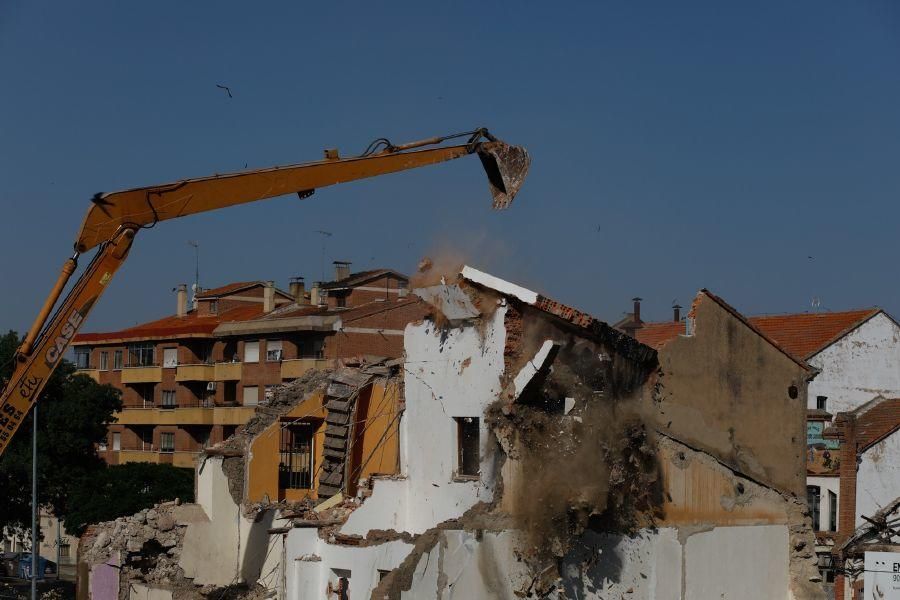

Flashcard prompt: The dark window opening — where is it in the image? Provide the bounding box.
[788,385,798,399]
[279,423,314,490]
[160,432,175,453]
[74,348,91,369]
[828,490,837,532]
[129,343,155,367]
[456,417,480,477]
[817,396,828,411]
[807,485,821,531]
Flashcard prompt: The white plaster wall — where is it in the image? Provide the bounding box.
[684,525,790,600]
[284,528,413,600]
[855,431,900,528]
[807,476,840,534]
[807,313,900,413]
[341,301,508,536]
[402,528,683,600]
[180,456,274,587]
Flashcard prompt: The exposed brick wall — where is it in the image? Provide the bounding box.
[831,398,900,600]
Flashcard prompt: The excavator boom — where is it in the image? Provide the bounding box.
[0,128,529,457]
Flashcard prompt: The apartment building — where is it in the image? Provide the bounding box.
[73,262,422,468]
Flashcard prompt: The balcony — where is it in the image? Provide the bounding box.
[281,358,334,380]
[76,368,101,383]
[114,405,256,426]
[176,364,215,382]
[118,449,199,468]
[121,366,163,384]
[214,362,242,381]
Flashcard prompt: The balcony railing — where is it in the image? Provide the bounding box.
[175,364,216,382]
[281,358,334,379]
[117,449,199,468]
[120,365,163,383]
[114,405,256,426]
[214,362,242,381]
[75,368,101,383]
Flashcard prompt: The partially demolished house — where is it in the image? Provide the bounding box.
[79,267,825,600]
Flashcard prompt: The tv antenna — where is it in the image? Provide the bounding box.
[315,230,332,281]
[188,240,200,303]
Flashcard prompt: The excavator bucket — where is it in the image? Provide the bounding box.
[477,143,531,210]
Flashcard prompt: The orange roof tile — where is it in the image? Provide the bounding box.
[73,304,265,344]
[748,309,882,359]
[195,281,261,298]
[634,321,685,349]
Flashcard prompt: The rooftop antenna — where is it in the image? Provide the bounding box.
[315,230,332,281]
[188,240,200,306]
[811,297,821,313]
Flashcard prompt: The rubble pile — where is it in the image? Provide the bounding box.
[81,500,191,587]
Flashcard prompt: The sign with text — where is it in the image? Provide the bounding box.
[864,551,900,599]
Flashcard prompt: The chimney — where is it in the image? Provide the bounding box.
[632,297,642,325]
[176,284,188,317]
[310,282,322,307]
[673,304,682,322]
[333,261,351,282]
[289,277,307,305]
[263,281,275,313]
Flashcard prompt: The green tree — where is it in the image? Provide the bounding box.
[65,463,195,534]
[0,330,122,533]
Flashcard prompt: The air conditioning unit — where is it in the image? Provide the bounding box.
[206,382,217,391]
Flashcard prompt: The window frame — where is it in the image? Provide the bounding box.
[454,417,481,479]
[128,343,156,367]
[99,351,109,371]
[243,385,259,406]
[244,341,260,363]
[807,485,821,531]
[160,432,175,453]
[161,390,177,408]
[74,347,91,370]
[266,340,284,362]
[113,350,123,370]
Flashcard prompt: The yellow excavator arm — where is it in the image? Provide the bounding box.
[0,128,529,456]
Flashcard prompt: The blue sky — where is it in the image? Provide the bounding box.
[2,1,900,334]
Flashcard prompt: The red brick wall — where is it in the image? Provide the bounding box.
[832,399,900,600]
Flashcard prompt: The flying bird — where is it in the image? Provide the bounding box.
[216,84,233,98]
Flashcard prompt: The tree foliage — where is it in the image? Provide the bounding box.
[65,463,194,534]
[0,330,122,532]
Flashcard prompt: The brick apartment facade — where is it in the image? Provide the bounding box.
[72,263,426,468]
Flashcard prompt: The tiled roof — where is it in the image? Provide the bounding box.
[73,304,264,343]
[254,297,423,323]
[195,281,260,298]
[319,269,406,290]
[748,309,882,359]
[633,322,685,349]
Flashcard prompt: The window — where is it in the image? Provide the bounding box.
[299,338,324,359]
[829,490,837,532]
[161,390,176,408]
[209,300,218,314]
[335,295,346,308]
[160,432,175,453]
[139,428,153,451]
[266,340,283,362]
[113,350,123,370]
[98,440,107,452]
[74,348,91,369]
[817,396,828,411]
[59,543,70,558]
[278,423,314,489]
[455,417,480,477]
[128,343,155,367]
[139,384,155,407]
[807,485,821,531]
[243,386,259,406]
[112,432,121,451]
[244,341,260,363]
[163,348,178,368]
[99,352,109,371]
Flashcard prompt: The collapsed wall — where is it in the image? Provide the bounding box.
[80,268,824,600]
